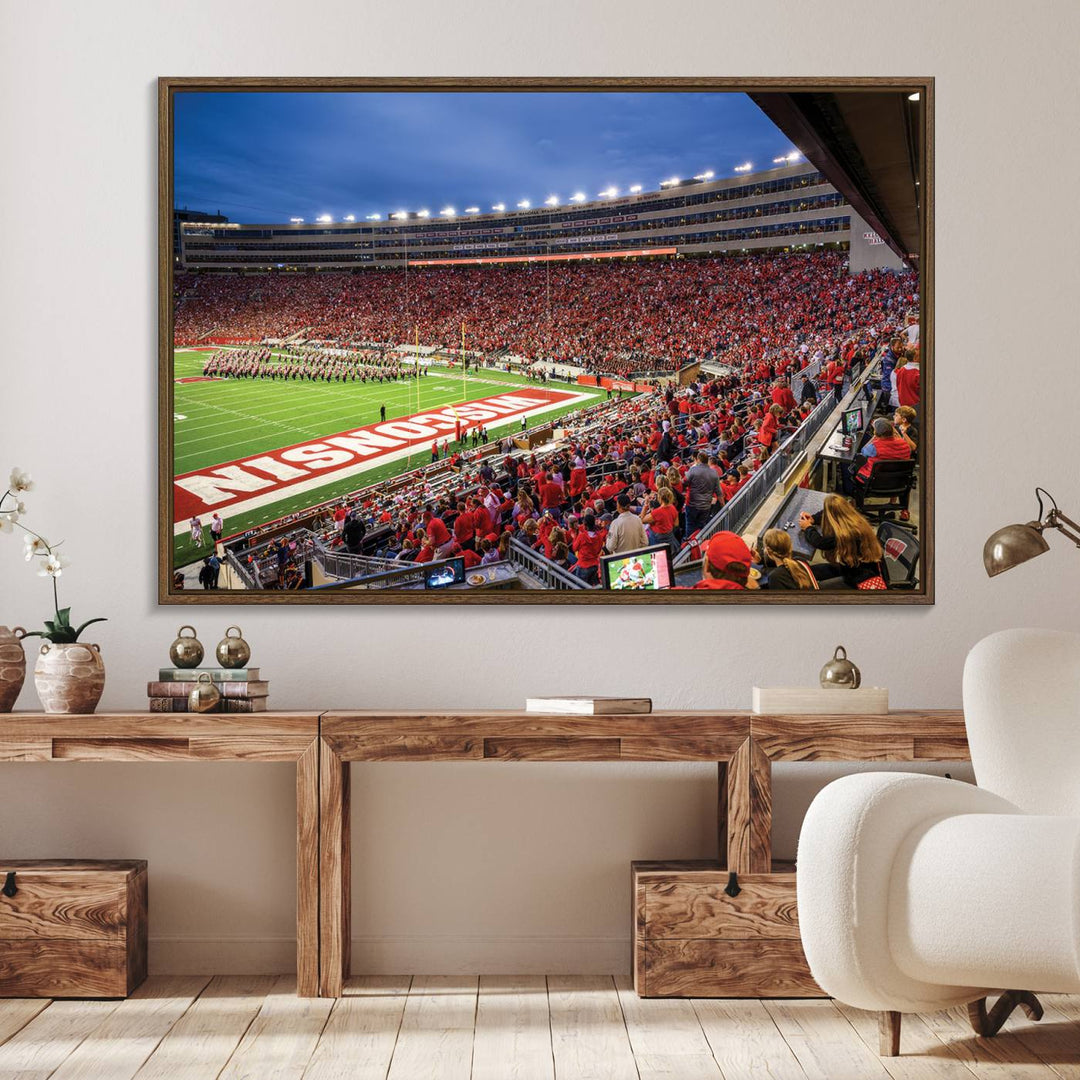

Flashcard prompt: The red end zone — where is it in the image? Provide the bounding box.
[173,388,585,523]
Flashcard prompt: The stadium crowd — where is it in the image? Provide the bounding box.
[223,314,920,591]
[175,252,916,377]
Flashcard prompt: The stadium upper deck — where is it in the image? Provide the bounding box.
[178,163,852,270]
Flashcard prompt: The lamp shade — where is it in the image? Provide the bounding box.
[983,522,1050,577]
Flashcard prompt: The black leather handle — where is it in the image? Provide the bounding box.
[2,871,16,898]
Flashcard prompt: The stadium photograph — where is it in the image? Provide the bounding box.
[160,78,930,602]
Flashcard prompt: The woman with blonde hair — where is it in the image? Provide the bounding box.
[761,528,818,590]
[799,494,887,589]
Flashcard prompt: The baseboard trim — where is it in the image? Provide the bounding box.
[148,934,630,975]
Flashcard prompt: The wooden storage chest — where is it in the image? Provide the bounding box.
[632,860,822,998]
[0,859,148,998]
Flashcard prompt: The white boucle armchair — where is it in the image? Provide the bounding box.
[797,628,1080,1056]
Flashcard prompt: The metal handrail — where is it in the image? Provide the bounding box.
[507,537,588,589]
[673,390,839,566]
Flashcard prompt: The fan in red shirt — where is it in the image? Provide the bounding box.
[452,501,475,551]
[570,512,607,586]
[683,532,754,590]
[895,355,920,409]
[771,380,797,412]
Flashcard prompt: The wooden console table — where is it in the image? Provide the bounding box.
[0,712,322,997]
[2,708,971,999]
[318,708,969,998]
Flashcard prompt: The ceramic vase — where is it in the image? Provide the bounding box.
[0,626,27,712]
[34,642,106,714]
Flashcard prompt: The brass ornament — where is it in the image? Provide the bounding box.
[819,645,861,689]
[188,672,221,713]
[215,626,251,669]
[169,625,204,669]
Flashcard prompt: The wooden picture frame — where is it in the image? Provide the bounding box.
[159,76,933,605]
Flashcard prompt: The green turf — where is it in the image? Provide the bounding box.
[172,348,610,567]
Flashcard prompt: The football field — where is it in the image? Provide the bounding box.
[172,348,609,567]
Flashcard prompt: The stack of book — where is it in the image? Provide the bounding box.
[148,668,268,713]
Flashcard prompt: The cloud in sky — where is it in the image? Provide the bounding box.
[174,91,794,223]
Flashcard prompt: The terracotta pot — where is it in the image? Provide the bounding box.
[0,626,27,713]
[34,642,106,714]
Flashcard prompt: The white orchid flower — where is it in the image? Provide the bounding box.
[8,468,33,493]
[0,515,12,535]
[23,534,49,560]
[38,553,69,578]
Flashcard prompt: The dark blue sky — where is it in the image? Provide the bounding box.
[174,92,795,223]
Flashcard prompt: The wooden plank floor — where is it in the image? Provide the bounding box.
[1,977,1078,1079]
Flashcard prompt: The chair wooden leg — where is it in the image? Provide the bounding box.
[879,1010,902,1056]
[968,991,1044,1038]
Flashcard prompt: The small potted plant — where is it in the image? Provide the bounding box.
[1,468,108,714]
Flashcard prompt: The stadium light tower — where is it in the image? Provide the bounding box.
[289,217,304,224]
[733,162,753,173]
[599,186,618,198]
[660,176,680,188]
[570,192,586,203]
[366,213,381,221]
[416,209,430,218]
[629,184,643,193]
[343,214,355,222]
[440,207,456,217]
[492,202,506,212]
[693,170,715,180]
[465,206,480,214]
[391,211,409,220]
[316,214,333,223]
[544,195,559,206]
[517,200,531,209]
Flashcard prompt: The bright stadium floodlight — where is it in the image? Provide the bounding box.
[570,192,586,203]
[734,162,753,173]
[492,203,506,212]
[465,206,480,213]
[629,184,643,194]
[391,211,409,220]
[289,217,304,224]
[366,213,381,220]
[343,214,355,222]
[545,195,559,206]
[440,206,456,217]
[517,200,531,209]
[693,170,715,180]
[786,150,801,162]
[416,209,430,219]
[660,176,680,188]
[599,186,618,198]
[316,214,333,223]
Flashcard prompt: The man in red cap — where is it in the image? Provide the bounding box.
[687,531,754,590]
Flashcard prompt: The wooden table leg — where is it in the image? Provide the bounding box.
[319,738,351,997]
[296,738,320,997]
[717,760,728,869]
[726,738,772,874]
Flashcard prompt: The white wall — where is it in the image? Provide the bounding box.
[1,0,1077,974]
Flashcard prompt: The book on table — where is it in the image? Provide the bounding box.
[158,668,261,681]
[147,680,269,699]
[524,696,652,715]
[147,697,268,713]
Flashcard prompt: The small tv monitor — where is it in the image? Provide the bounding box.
[842,406,864,437]
[424,556,466,590]
[600,544,673,591]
